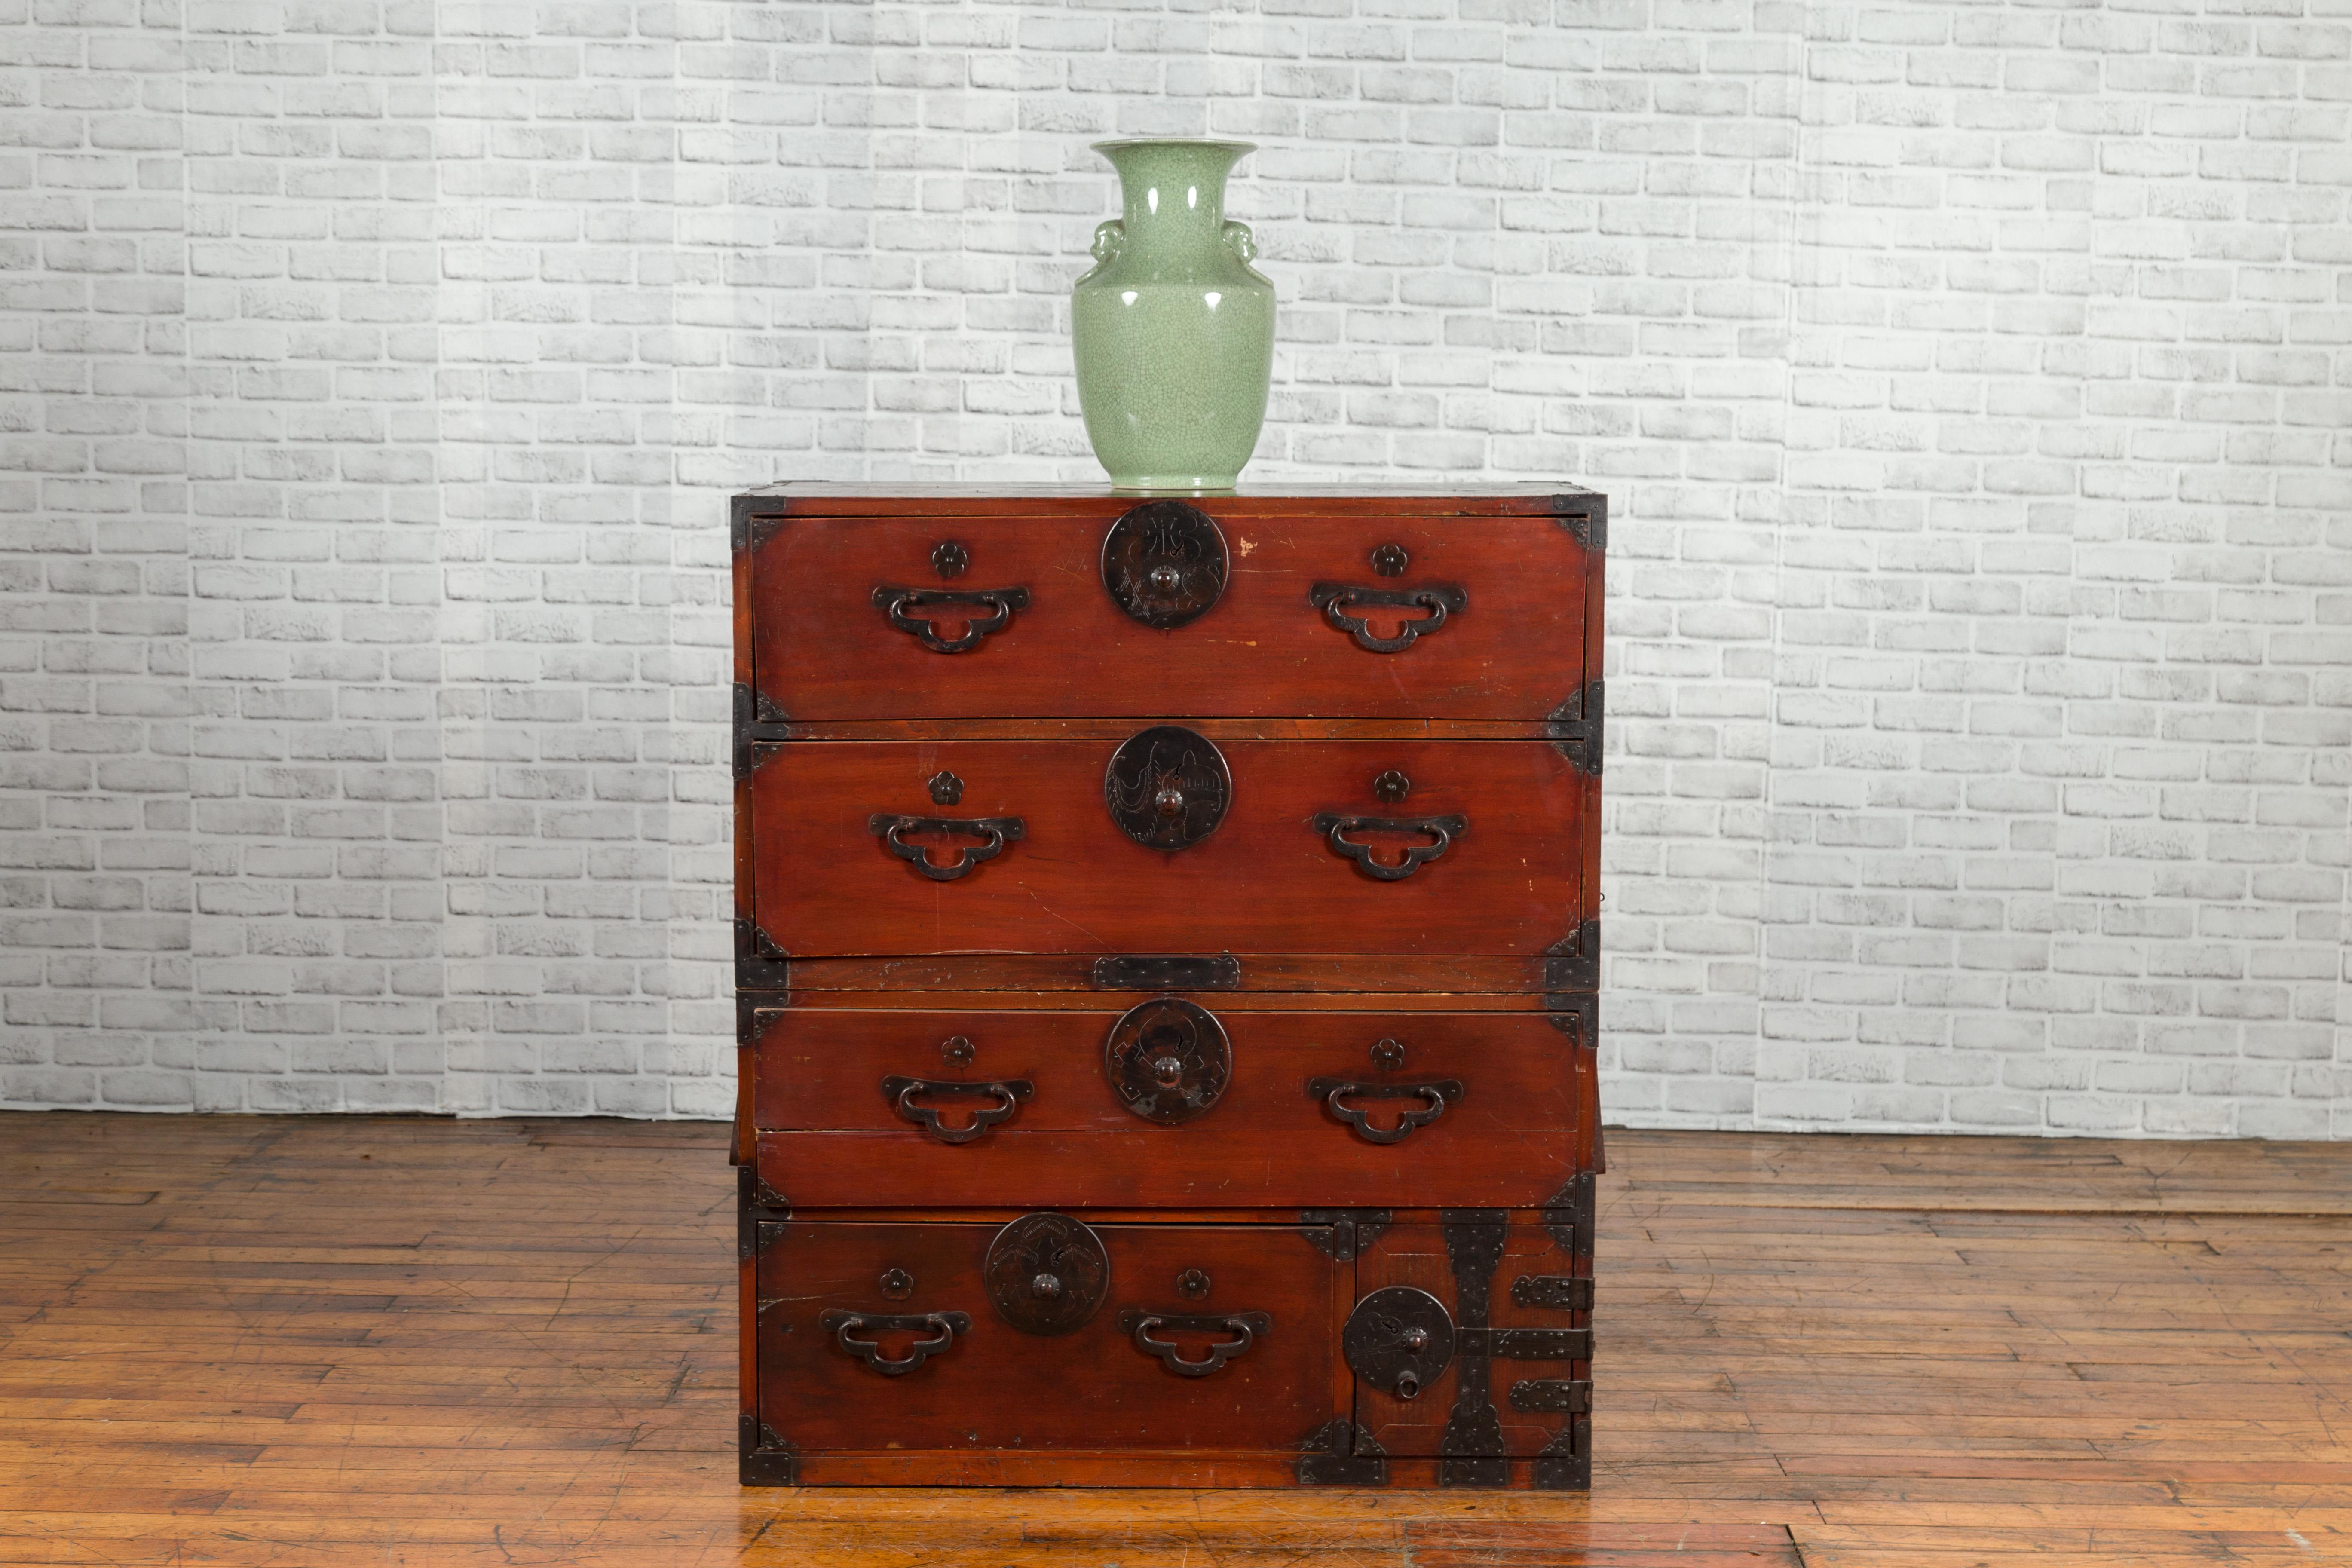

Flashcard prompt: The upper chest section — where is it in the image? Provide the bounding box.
[738,487,1603,723]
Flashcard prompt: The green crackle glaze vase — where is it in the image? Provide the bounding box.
[1072,139,1274,492]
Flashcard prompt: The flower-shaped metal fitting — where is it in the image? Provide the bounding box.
[1371,543,1409,577]
[1176,1268,1211,1300]
[928,772,963,806]
[879,1268,914,1301]
[1373,769,1411,805]
[931,541,969,579]
[940,1035,974,1068]
[1371,1038,1406,1072]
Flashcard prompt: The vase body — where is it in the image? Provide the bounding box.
[1072,140,1274,491]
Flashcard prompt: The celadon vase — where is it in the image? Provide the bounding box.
[1072,140,1274,491]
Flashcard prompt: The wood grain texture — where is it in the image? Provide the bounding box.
[3,1112,2347,1564]
[747,738,1590,958]
[747,505,1596,721]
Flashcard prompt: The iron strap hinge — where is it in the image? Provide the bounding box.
[1510,1378,1592,1415]
[1460,1326,1592,1360]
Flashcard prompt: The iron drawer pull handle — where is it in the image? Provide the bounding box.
[870,585,1032,653]
[1118,1310,1272,1378]
[1307,1078,1464,1144]
[1310,812,1467,881]
[868,814,1027,882]
[879,1076,1035,1144]
[818,1309,974,1376]
[1308,582,1467,653]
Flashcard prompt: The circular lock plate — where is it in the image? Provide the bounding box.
[1343,1286,1456,1400]
[1100,501,1229,629]
[984,1212,1111,1337]
[1104,997,1232,1126]
[1104,725,1231,851]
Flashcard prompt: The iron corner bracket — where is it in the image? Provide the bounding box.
[1543,993,1598,1047]
[1552,497,1605,555]
[739,1412,797,1486]
[732,684,790,783]
[1545,680,1603,776]
[1298,1208,1393,1262]
[1296,1418,1388,1486]
[735,918,789,992]
[1532,1418,1592,1491]
[733,495,788,555]
[1544,1172,1596,1261]
[737,1164,789,1260]
[1544,920,1599,996]
[736,995,787,1050]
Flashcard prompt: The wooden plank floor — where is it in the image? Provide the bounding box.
[1,1115,2347,1566]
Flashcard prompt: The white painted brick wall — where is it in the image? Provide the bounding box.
[2,0,2346,1136]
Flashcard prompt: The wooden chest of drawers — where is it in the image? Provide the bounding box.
[731,484,1605,1490]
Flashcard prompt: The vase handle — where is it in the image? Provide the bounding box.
[1221,220,1256,264]
[1091,220,1124,266]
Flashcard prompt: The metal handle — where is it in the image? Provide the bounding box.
[1310,812,1467,881]
[1308,582,1467,653]
[870,585,1031,653]
[1118,1309,1271,1378]
[817,1309,973,1376]
[868,814,1026,882]
[1307,1078,1464,1144]
[879,1075,1034,1144]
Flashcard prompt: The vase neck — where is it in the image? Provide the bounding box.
[1103,143,1243,240]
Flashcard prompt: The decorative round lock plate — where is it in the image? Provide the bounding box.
[1100,500,1229,629]
[1104,998,1232,1125]
[1343,1286,1457,1403]
[1104,725,1231,851]
[984,1212,1111,1337]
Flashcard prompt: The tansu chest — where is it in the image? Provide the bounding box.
[732,484,1605,1490]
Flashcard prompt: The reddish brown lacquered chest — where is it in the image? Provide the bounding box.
[731,484,1605,1488]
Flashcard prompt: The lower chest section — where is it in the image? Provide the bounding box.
[743,1200,1593,1489]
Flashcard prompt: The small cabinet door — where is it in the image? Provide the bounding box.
[1346,1210,1592,1470]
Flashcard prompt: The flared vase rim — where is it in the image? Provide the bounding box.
[1090,138,1258,158]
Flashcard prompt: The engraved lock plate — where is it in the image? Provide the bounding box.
[1344,1286,1457,1403]
[984,1212,1111,1337]
[1104,997,1232,1125]
[1100,500,1229,629]
[1104,725,1231,851]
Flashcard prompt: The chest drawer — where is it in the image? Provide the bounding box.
[741,503,1599,722]
[744,736,1594,959]
[752,1216,1351,1454]
[748,1005,1598,1210]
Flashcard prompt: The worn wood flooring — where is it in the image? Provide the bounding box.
[1,1114,2346,1565]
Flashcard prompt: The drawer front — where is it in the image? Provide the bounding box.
[751,1006,1595,1209]
[745,738,1591,958]
[752,1217,1350,1453]
[745,510,1595,721]
[1349,1212,1592,1466]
